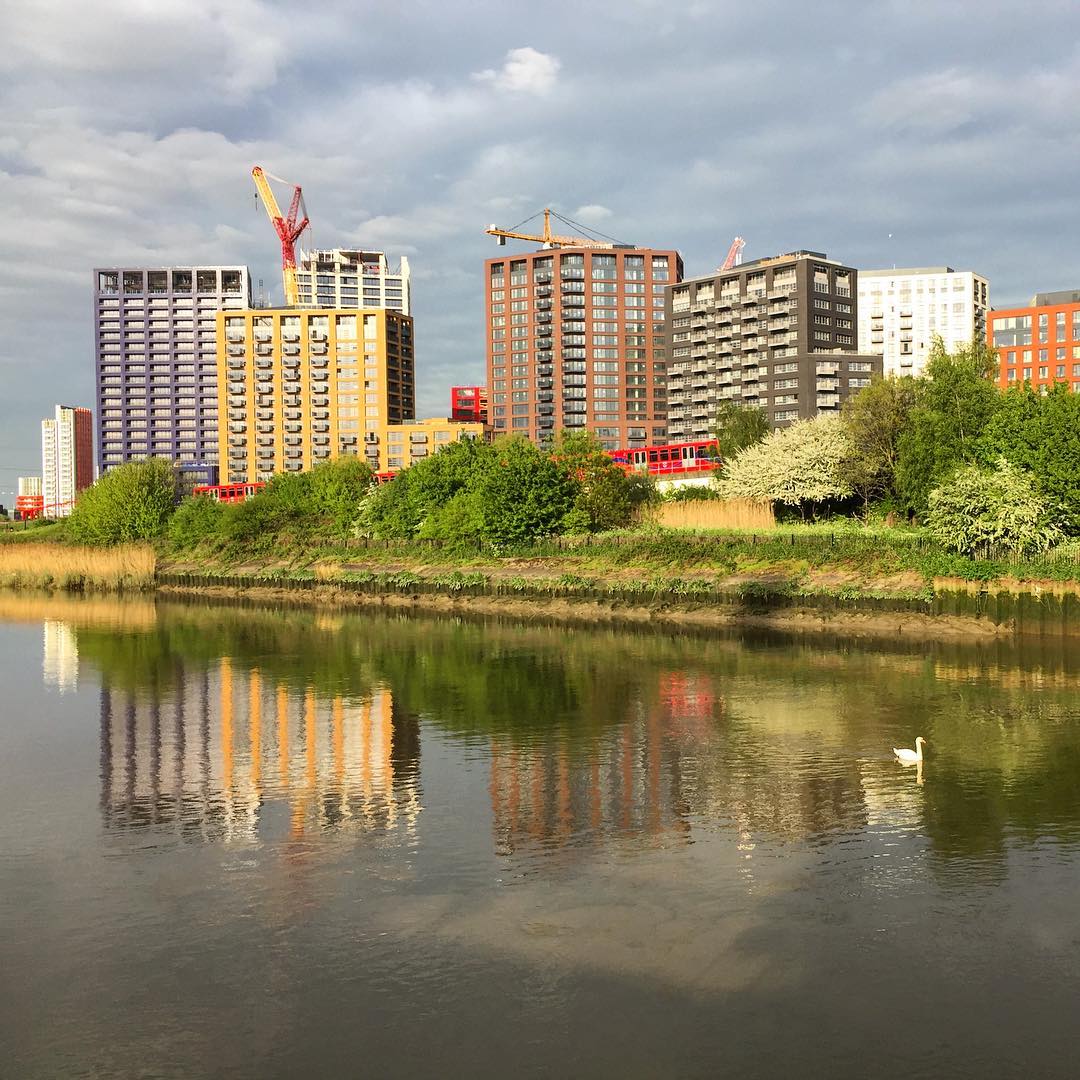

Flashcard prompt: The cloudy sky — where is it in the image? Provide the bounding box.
[1,0,1077,495]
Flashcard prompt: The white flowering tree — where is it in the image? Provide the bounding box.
[716,416,855,519]
[925,459,1063,557]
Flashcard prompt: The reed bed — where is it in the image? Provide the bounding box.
[653,499,776,532]
[0,543,156,592]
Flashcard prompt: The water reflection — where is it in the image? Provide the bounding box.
[98,661,420,844]
[43,619,78,691]
[18,593,1080,874]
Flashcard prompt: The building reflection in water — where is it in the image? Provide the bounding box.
[487,671,726,859]
[43,619,79,692]
[99,657,421,844]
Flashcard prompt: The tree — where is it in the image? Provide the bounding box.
[714,401,769,460]
[550,430,655,532]
[167,495,225,550]
[716,416,855,518]
[925,459,1063,557]
[67,459,177,545]
[475,436,578,545]
[978,382,1080,534]
[358,437,496,538]
[306,456,375,539]
[895,337,1001,515]
[842,374,918,508]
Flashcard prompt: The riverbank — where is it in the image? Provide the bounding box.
[9,532,1080,636]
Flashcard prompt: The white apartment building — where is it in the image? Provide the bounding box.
[857,267,989,377]
[42,405,92,518]
[295,249,411,314]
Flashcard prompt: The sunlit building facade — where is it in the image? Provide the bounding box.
[41,404,93,518]
[217,307,415,484]
[484,247,682,449]
[990,290,1080,392]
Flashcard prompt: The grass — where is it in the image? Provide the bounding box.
[0,543,156,592]
[0,521,67,544]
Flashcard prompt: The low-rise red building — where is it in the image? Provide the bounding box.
[451,386,488,424]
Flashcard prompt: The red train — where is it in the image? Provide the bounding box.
[192,482,266,504]
[606,439,721,478]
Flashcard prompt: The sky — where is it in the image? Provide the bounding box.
[2,0,1079,498]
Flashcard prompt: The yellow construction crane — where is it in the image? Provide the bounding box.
[252,165,309,306]
[486,207,622,249]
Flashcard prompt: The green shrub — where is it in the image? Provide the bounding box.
[167,496,225,550]
[68,459,177,545]
[925,459,1063,558]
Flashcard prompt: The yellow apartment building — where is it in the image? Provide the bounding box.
[216,307,415,484]
[373,417,486,474]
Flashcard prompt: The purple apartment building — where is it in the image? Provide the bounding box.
[93,267,251,476]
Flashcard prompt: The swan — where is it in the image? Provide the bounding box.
[893,737,926,764]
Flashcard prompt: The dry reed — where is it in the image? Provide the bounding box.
[0,543,156,592]
[654,499,776,532]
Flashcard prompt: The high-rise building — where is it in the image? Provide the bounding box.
[989,289,1080,392]
[41,405,93,518]
[93,267,251,474]
[16,476,44,521]
[857,267,989,377]
[295,249,411,314]
[451,386,488,424]
[217,307,415,483]
[666,251,882,438]
[485,247,683,449]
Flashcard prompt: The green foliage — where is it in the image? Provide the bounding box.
[359,436,496,539]
[474,436,578,545]
[306,456,375,538]
[895,338,1001,515]
[978,382,1080,534]
[842,374,919,507]
[67,459,177,545]
[167,496,225,550]
[925,459,1063,557]
[714,400,769,460]
[552,430,656,531]
[716,416,854,516]
[417,489,486,545]
[663,485,722,502]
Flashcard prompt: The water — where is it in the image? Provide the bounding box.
[2,594,1080,1079]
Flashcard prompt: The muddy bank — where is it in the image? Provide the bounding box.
[156,580,1008,640]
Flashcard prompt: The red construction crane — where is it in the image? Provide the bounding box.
[252,166,310,306]
[720,236,746,271]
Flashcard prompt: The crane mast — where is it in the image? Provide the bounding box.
[252,166,310,306]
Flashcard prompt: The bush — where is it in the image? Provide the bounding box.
[167,496,225,550]
[359,437,495,538]
[67,459,177,546]
[475,437,577,545]
[925,459,1063,558]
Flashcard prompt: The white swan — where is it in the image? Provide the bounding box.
[893,737,926,764]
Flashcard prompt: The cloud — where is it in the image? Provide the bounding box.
[5,3,1080,488]
[473,47,561,95]
[572,204,613,223]
[2,0,287,98]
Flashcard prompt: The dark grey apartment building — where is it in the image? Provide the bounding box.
[665,251,882,438]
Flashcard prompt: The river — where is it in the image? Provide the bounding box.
[2,593,1080,1078]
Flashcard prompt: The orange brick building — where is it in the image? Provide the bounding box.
[990,289,1080,391]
